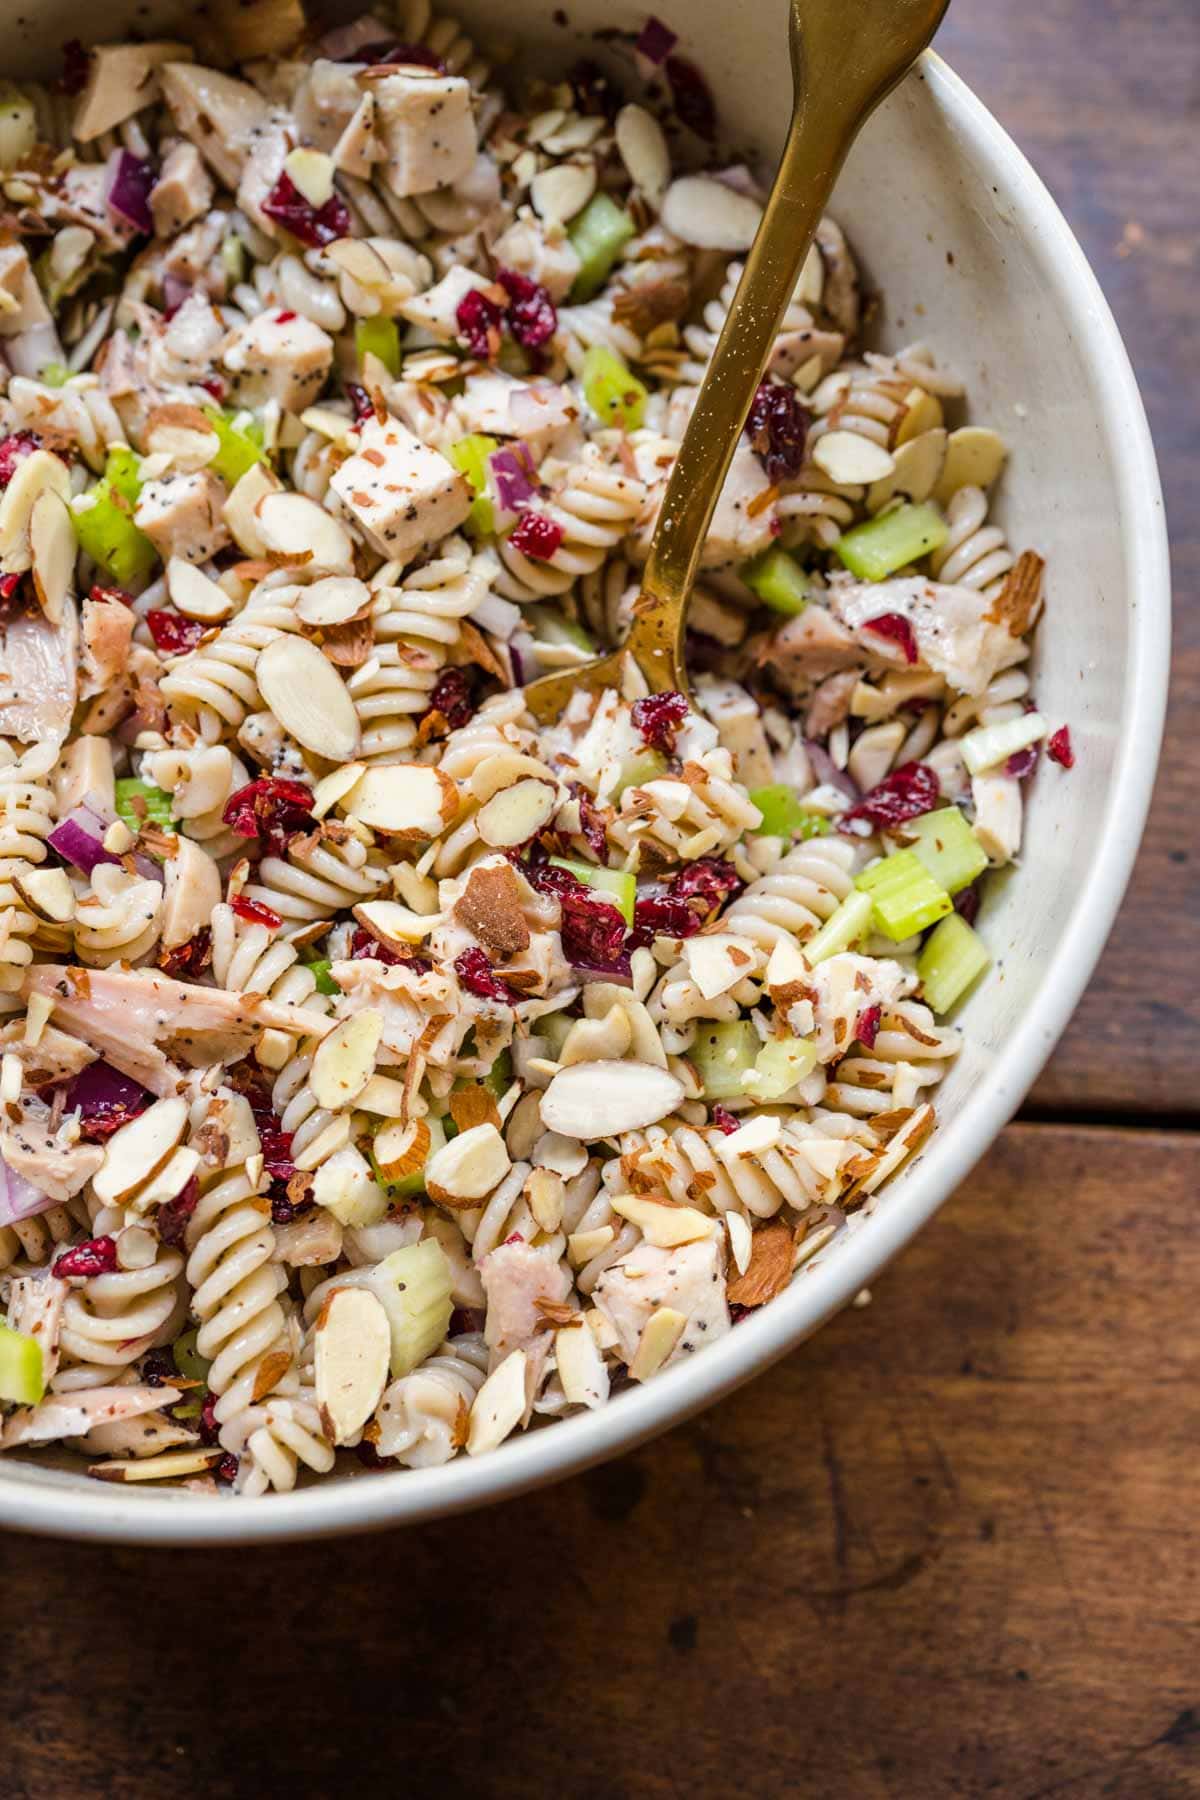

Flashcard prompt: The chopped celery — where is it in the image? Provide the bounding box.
[743,1036,818,1100]
[203,406,267,487]
[72,474,157,588]
[568,193,635,301]
[535,610,596,653]
[172,1327,211,1385]
[370,1115,446,1201]
[355,314,402,378]
[611,749,667,800]
[918,912,990,1013]
[538,1010,573,1057]
[856,848,953,941]
[115,777,175,831]
[959,711,1047,776]
[905,806,988,894]
[39,361,70,388]
[303,957,339,997]
[483,1047,513,1098]
[105,446,143,506]
[221,234,246,285]
[742,546,809,616]
[549,856,636,925]
[749,784,831,840]
[691,1020,761,1099]
[581,344,648,430]
[836,502,948,581]
[370,1238,454,1378]
[447,433,498,537]
[0,1321,43,1404]
[803,890,875,963]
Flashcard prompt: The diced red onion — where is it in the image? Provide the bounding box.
[0,1155,54,1228]
[106,149,155,235]
[162,273,192,319]
[48,794,162,883]
[64,1060,150,1120]
[635,15,678,63]
[486,442,538,530]
[803,739,860,802]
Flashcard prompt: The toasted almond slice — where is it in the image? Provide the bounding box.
[660,175,762,251]
[468,751,556,805]
[223,462,282,556]
[629,1306,687,1381]
[115,1223,159,1269]
[611,1194,717,1248]
[312,761,365,819]
[373,1117,430,1183]
[795,239,824,306]
[23,990,54,1047]
[355,1073,410,1115]
[145,407,221,472]
[92,1095,189,1206]
[255,634,360,762]
[314,1284,391,1443]
[88,1449,223,1483]
[530,1129,588,1179]
[296,575,371,627]
[124,1144,202,1217]
[309,1007,382,1111]
[934,425,1009,504]
[683,932,759,1001]
[313,1143,388,1226]
[614,102,669,201]
[30,490,74,625]
[867,427,947,513]
[475,778,557,849]
[526,1167,565,1232]
[466,1348,526,1455]
[257,490,354,574]
[894,386,945,445]
[0,450,72,570]
[167,557,233,622]
[344,763,459,839]
[539,1061,685,1140]
[530,158,595,226]
[292,1111,353,1172]
[352,898,441,951]
[556,1318,609,1408]
[726,1209,753,1275]
[812,430,895,485]
[567,1225,614,1266]
[426,1122,511,1206]
[14,866,75,923]
[284,145,335,209]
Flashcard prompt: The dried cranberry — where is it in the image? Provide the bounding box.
[855,1004,882,1050]
[158,926,213,978]
[59,38,90,95]
[558,891,630,977]
[0,431,39,489]
[348,40,446,72]
[1047,725,1075,769]
[222,777,316,858]
[274,309,296,324]
[628,858,743,950]
[744,380,810,483]
[0,572,23,612]
[146,610,206,656]
[628,893,702,947]
[355,1438,386,1469]
[1006,744,1039,779]
[425,666,476,731]
[157,1175,199,1248]
[711,1104,741,1136]
[271,1191,313,1225]
[666,54,717,139]
[349,925,409,967]
[141,1349,175,1388]
[838,761,940,834]
[89,581,133,608]
[631,689,689,753]
[346,382,374,424]
[496,266,558,350]
[455,285,506,359]
[455,946,522,1003]
[508,511,565,562]
[226,1061,296,1188]
[198,1392,219,1445]
[214,1452,239,1485]
[232,895,283,930]
[197,374,225,402]
[262,171,351,249]
[954,882,982,927]
[76,1093,151,1143]
[53,1236,118,1278]
[670,856,743,911]
[863,612,919,665]
[573,784,609,863]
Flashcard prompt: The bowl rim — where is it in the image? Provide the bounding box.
[0,50,1170,1545]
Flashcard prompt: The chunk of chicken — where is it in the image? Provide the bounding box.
[6,1269,68,1383]
[135,471,230,565]
[804,668,859,739]
[147,291,226,388]
[0,1111,103,1205]
[149,141,214,236]
[593,1238,730,1372]
[235,114,291,238]
[0,1384,181,1450]
[0,606,78,747]
[159,62,271,189]
[490,213,581,303]
[764,604,862,691]
[160,835,222,952]
[803,951,913,1063]
[700,443,780,569]
[480,1239,573,1409]
[971,770,1023,865]
[830,575,1017,698]
[293,57,366,152]
[79,592,135,700]
[57,164,138,251]
[222,308,334,414]
[330,414,471,563]
[0,1020,97,1088]
[396,264,491,343]
[0,243,63,376]
[454,372,580,460]
[73,41,192,142]
[695,676,774,788]
[372,69,477,199]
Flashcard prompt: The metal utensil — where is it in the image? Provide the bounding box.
[521,0,950,723]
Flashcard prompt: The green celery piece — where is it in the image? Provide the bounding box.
[581,344,648,429]
[918,912,990,1013]
[538,1010,573,1058]
[743,1036,819,1100]
[447,433,499,537]
[203,406,267,487]
[691,1020,761,1099]
[905,806,988,895]
[371,1115,446,1201]
[0,1321,44,1404]
[856,848,952,941]
[803,890,875,963]
[371,1239,454,1378]
[356,315,402,378]
[483,1047,513,1098]
[535,610,596,653]
[39,361,70,388]
[303,957,339,997]
[568,194,635,301]
[172,1327,211,1385]
[114,778,175,832]
[742,546,809,616]
[548,856,636,925]
[72,481,157,587]
[611,749,666,801]
[749,784,831,840]
[106,446,143,505]
[836,502,948,581]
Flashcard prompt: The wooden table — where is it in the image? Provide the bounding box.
[3,4,1196,1795]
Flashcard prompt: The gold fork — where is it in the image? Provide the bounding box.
[522,0,950,723]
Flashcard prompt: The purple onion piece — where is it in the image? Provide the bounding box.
[64,1061,151,1121]
[0,1154,53,1228]
[803,738,860,802]
[635,14,678,63]
[106,149,155,234]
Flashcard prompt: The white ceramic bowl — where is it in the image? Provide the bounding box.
[0,4,1169,1542]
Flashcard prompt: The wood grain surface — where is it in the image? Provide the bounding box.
[4,1126,1198,1800]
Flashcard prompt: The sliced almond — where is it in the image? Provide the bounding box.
[934,426,1008,504]
[352,898,441,951]
[725,1217,795,1307]
[867,428,947,513]
[313,1143,388,1225]
[124,1143,202,1218]
[312,761,365,819]
[567,1225,613,1266]
[556,1319,609,1408]
[372,1117,430,1183]
[355,1073,410,1116]
[0,450,72,570]
[725,1209,752,1275]
[610,1193,716,1248]
[296,575,371,627]
[145,405,221,472]
[526,1167,565,1232]
[29,489,74,625]
[475,778,557,849]
[255,634,360,763]
[344,763,459,839]
[167,557,233,622]
[559,1005,631,1067]
[629,1306,686,1381]
[894,386,945,445]
[539,1061,684,1140]
[530,1130,588,1179]
[14,866,75,924]
[223,462,282,557]
[314,1284,391,1444]
[660,175,762,251]
[309,1007,382,1110]
[812,430,895,486]
[426,1122,511,1207]
[92,1095,189,1206]
[293,1111,353,1172]
[614,103,669,202]
[530,159,595,227]
[468,751,556,805]
[683,932,758,1001]
[257,490,354,574]
[466,1348,526,1455]
[284,145,335,209]
[88,1449,223,1483]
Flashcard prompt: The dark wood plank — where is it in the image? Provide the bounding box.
[4,1123,1199,1799]
[935,0,1200,1115]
